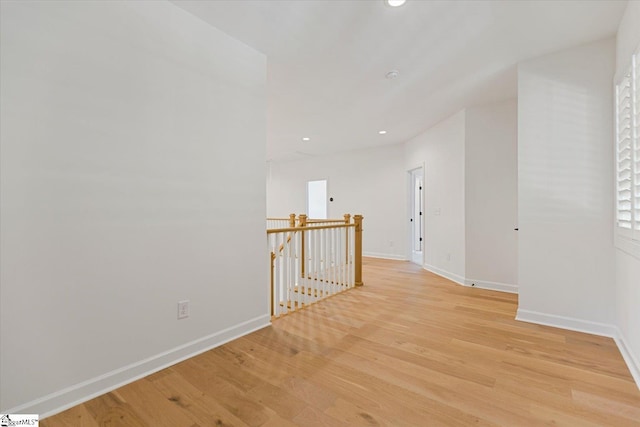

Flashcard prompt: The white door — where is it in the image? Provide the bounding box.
[307,179,328,219]
[409,168,424,265]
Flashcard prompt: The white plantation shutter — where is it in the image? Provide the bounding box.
[616,69,633,231]
[633,53,640,235]
[616,47,640,244]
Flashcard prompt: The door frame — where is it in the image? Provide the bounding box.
[408,166,424,265]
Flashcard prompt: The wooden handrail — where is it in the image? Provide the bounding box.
[268,214,352,228]
[278,232,294,253]
[267,223,355,234]
[267,213,364,318]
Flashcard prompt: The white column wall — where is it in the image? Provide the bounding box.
[614,0,640,386]
[516,38,616,332]
[465,99,518,292]
[405,111,467,284]
[0,1,267,415]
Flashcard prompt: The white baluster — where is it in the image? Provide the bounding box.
[288,231,295,311]
[323,227,329,295]
[273,233,278,315]
[332,227,337,294]
[314,227,321,301]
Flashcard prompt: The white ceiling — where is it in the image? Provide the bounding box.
[172,0,628,161]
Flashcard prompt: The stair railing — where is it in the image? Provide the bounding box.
[267,214,363,318]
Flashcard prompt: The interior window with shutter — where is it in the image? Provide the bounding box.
[633,52,640,235]
[616,67,633,232]
[615,46,640,249]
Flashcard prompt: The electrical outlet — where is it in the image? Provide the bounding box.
[177,300,189,319]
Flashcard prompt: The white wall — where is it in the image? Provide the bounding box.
[405,111,466,283]
[0,1,267,415]
[465,99,518,292]
[517,38,616,332]
[269,104,517,292]
[267,144,407,259]
[615,0,640,386]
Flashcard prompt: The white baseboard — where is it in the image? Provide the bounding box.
[8,314,271,419]
[423,263,466,286]
[614,328,640,390]
[363,252,407,261]
[422,265,518,294]
[515,309,617,337]
[516,309,640,390]
[465,278,518,294]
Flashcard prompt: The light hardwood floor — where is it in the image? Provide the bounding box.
[42,257,640,426]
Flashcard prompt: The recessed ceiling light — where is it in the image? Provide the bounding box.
[378,130,387,135]
[385,70,399,80]
[386,0,406,7]
[302,137,310,141]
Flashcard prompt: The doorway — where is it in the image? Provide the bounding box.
[409,168,424,265]
[307,179,328,219]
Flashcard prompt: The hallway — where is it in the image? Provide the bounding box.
[42,258,640,426]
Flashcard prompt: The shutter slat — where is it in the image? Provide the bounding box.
[619,149,632,163]
[635,54,640,234]
[636,51,640,236]
[616,53,640,238]
[617,68,635,233]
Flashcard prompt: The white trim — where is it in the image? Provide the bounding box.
[407,165,425,265]
[614,328,640,390]
[614,44,640,246]
[423,263,466,286]
[515,309,617,338]
[423,265,519,294]
[516,310,640,390]
[516,308,640,389]
[8,314,271,419]
[363,252,407,261]
[465,278,518,294]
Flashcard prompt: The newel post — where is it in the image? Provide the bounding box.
[344,214,351,263]
[354,215,364,287]
[299,214,307,278]
[289,213,296,228]
[270,251,276,316]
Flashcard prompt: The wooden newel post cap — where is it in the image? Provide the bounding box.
[353,215,363,231]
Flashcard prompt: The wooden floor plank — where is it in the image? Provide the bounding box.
[149,370,251,427]
[42,258,640,426]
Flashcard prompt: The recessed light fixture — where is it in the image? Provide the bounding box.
[386,0,406,7]
[385,70,399,80]
[302,137,310,141]
[378,130,387,135]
